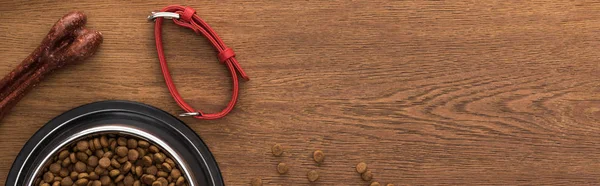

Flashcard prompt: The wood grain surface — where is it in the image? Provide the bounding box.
[1,1,599,185]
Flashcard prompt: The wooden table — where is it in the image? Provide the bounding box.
[1,1,599,185]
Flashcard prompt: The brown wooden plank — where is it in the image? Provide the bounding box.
[0,1,599,185]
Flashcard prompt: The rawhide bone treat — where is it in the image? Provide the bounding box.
[0,11,102,120]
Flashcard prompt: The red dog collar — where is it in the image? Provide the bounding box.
[150,5,249,120]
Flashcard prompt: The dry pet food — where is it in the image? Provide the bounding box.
[34,134,187,186]
[307,170,319,182]
[271,144,283,157]
[313,150,324,163]
[361,170,373,181]
[251,177,262,186]
[276,163,289,174]
[356,162,367,173]
[370,182,381,186]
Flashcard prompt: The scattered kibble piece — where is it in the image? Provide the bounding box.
[313,150,325,163]
[356,162,368,173]
[272,144,283,157]
[370,182,381,186]
[307,170,319,182]
[277,162,289,174]
[386,184,394,186]
[251,177,263,186]
[361,170,373,181]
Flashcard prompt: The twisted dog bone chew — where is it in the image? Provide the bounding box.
[0,11,103,120]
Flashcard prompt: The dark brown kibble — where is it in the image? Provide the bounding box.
[44,172,55,183]
[70,153,76,163]
[61,157,71,167]
[133,181,140,186]
[90,180,101,186]
[250,177,262,186]
[117,137,127,146]
[77,152,88,162]
[161,163,172,172]
[53,181,61,186]
[134,166,143,177]
[123,175,134,186]
[60,168,69,177]
[109,169,120,177]
[142,156,153,166]
[70,171,79,180]
[59,150,70,160]
[127,149,139,161]
[78,172,89,179]
[98,157,111,168]
[175,177,184,186]
[118,156,129,163]
[89,140,96,151]
[75,161,87,173]
[277,162,289,174]
[95,150,104,158]
[370,182,380,186]
[94,166,105,176]
[146,165,158,175]
[77,141,89,152]
[157,177,168,186]
[88,156,99,167]
[356,162,368,173]
[170,169,181,179]
[93,138,102,150]
[88,172,99,180]
[54,177,62,181]
[361,170,373,181]
[102,151,113,159]
[100,175,111,186]
[142,175,156,185]
[135,148,146,158]
[100,136,108,148]
[271,144,283,157]
[165,158,175,168]
[41,183,50,186]
[109,140,117,151]
[152,181,162,186]
[148,145,159,153]
[307,170,319,182]
[157,171,168,178]
[75,178,89,186]
[116,146,128,157]
[111,158,121,168]
[121,161,132,173]
[138,140,149,148]
[50,163,62,173]
[153,153,165,163]
[126,139,137,149]
[313,150,324,163]
[114,174,124,183]
[61,177,73,186]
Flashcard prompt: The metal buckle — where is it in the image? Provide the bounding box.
[179,112,200,117]
[147,12,180,21]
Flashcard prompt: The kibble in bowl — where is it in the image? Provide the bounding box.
[6,101,224,186]
[34,134,187,186]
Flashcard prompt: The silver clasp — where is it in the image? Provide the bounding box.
[147,12,180,21]
[179,112,201,117]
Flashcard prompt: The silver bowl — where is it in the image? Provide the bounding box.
[7,101,224,186]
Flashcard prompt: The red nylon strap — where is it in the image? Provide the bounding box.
[153,5,249,120]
